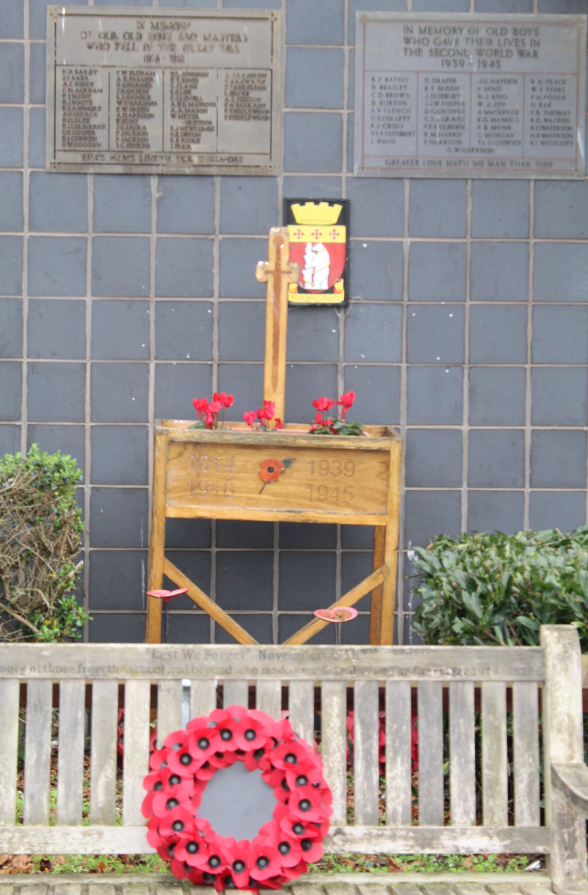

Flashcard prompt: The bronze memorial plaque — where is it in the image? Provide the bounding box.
[45,7,280,175]
[355,13,587,179]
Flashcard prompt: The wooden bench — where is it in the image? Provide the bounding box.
[0,626,586,895]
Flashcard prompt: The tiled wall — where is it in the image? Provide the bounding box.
[1,0,587,645]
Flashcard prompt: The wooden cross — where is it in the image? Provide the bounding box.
[255,228,300,424]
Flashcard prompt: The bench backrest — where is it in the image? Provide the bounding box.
[0,628,583,873]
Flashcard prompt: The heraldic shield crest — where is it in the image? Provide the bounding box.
[285,199,350,305]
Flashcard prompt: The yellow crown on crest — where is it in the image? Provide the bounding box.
[291,201,342,226]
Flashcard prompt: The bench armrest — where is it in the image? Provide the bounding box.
[552,762,588,820]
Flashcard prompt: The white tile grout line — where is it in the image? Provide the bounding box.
[210,176,221,643]
[524,182,534,531]
[462,180,472,535]
[148,175,157,628]
[83,174,94,642]
[20,0,30,458]
[396,174,410,643]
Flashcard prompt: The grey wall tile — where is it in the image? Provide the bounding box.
[341,525,374,549]
[0,361,21,420]
[413,0,469,7]
[0,44,24,102]
[279,551,336,609]
[91,426,148,485]
[29,237,86,296]
[216,551,274,610]
[279,614,334,644]
[219,301,265,362]
[345,178,404,237]
[89,612,146,643]
[0,237,22,296]
[0,172,23,231]
[340,611,371,645]
[223,0,281,7]
[348,48,355,109]
[29,42,45,103]
[347,113,354,174]
[163,552,210,607]
[155,238,214,298]
[0,424,20,454]
[0,298,22,358]
[538,0,587,11]
[0,0,23,37]
[284,112,343,172]
[155,301,213,361]
[348,0,405,44]
[532,306,588,364]
[27,424,85,470]
[284,363,338,423]
[405,429,462,488]
[344,364,400,424]
[345,303,403,363]
[94,175,151,233]
[286,48,344,109]
[470,243,528,302]
[91,300,150,360]
[216,614,273,645]
[468,429,525,488]
[408,180,467,238]
[531,430,587,489]
[28,362,85,422]
[89,551,147,611]
[92,237,150,297]
[404,489,462,548]
[469,305,527,364]
[154,362,212,420]
[349,241,403,302]
[531,367,588,427]
[469,367,526,426]
[286,0,344,44]
[281,523,336,550]
[157,176,215,234]
[407,305,464,363]
[217,520,272,549]
[91,363,149,423]
[28,108,45,168]
[219,238,266,298]
[471,181,529,237]
[407,365,463,425]
[0,108,23,167]
[467,490,524,534]
[165,613,211,645]
[90,487,149,548]
[408,243,466,302]
[28,299,85,359]
[475,0,532,10]
[220,177,279,235]
[166,518,211,549]
[529,491,586,533]
[217,363,264,420]
[29,0,85,38]
[535,181,588,238]
[341,551,372,598]
[283,176,343,199]
[287,307,340,362]
[534,243,588,303]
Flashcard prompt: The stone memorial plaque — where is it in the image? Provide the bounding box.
[355,13,586,178]
[46,6,281,175]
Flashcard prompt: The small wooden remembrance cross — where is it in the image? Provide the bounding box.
[146,227,402,646]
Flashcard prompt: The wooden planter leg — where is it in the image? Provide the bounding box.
[146,432,168,644]
[379,440,403,645]
[369,526,385,645]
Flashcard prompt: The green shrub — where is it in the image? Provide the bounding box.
[0,444,90,641]
[412,528,588,652]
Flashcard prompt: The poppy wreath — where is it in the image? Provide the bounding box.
[118,708,158,759]
[142,705,332,892]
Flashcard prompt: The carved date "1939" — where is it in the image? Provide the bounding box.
[308,459,355,477]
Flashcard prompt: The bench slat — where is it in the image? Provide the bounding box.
[450,681,475,825]
[321,681,347,826]
[0,679,19,825]
[256,680,282,720]
[190,679,216,719]
[90,680,118,826]
[386,680,411,826]
[513,682,540,826]
[23,679,52,825]
[288,680,314,744]
[57,679,86,825]
[482,682,508,826]
[157,681,183,747]
[122,680,150,827]
[418,682,444,826]
[354,680,379,825]
[224,680,248,707]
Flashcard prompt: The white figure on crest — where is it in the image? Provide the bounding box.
[302,242,330,291]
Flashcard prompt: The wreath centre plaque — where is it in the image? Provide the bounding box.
[355,13,587,179]
[46,6,280,175]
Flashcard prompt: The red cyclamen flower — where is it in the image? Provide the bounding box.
[313,397,335,413]
[213,392,234,408]
[243,411,256,427]
[337,391,355,410]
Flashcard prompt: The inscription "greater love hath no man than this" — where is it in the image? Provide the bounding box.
[46,8,281,175]
[355,13,587,179]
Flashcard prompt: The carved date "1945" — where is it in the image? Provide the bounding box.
[307,484,353,504]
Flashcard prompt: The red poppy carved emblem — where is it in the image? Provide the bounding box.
[258,458,295,494]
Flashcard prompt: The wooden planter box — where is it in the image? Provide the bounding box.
[147,421,403,646]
